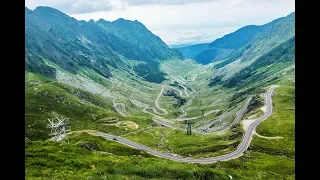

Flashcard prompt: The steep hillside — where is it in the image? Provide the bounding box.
[208,12,294,91]
[25,6,182,83]
[214,12,295,70]
[223,36,295,89]
[176,43,209,59]
[177,12,294,65]
[193,47,234,65]
[177,25,266,64]
[209,36,294,91]
[25,72,154,140]
[208,25,266,49]
[96,18,182,61]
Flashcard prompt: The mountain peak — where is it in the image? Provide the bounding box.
[97,18,110,23]
[113,18,142,24]
[287,11,295,17]
[33,6,70,19]
[112,18,145,28]
[88,19,95,23]
[25,7,32,13]
[113,18,128,22]
[34,6,60,12]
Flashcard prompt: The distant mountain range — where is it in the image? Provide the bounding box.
[25,6,183,83]
[176,12,295,66]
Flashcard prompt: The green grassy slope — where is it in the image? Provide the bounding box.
[220,76,295,180]
[125,125,243,157]
[251,81,295,158]
[211,36,295,93]
[26,133,232,180]
[25,72,154,140]
[26,82,295,180]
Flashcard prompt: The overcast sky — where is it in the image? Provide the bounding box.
[25,0,295,46]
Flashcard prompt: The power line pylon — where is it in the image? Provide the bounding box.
[183,121,194,135]
[47,117,71,143]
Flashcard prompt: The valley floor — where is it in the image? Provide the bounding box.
[26,83,294,179]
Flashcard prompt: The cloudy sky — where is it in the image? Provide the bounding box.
[25,0,295,46]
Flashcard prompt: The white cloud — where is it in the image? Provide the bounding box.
[25,0,116,13]
[25,0,295,45]
[154,26,242,45]
[123,0,217,6]
[228,0,245,6]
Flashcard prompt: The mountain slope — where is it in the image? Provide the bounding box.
[208,25,266,49]
[177,25,267,64]
[175,43,209,59]
[177,12,294,65]
[209,36,295,90]
[25,6,182,83]
[97,18,182,61]
[213,12,294,76]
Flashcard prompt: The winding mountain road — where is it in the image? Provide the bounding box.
[166,86,189,98]
[142,85,169,116]
[178,94,195,119]
[152,85,168,115]
[228,97,252,127]
[155,95,250,134]
[91,85,278,163]
[175,109,221,121]
[113,99,127,117]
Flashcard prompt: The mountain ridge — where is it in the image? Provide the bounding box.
[25,6,182,83]
[177,11,295,65]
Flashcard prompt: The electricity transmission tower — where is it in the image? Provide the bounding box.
[47,117,71,143]
[183,121,194,135]
[199,99,204,118]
